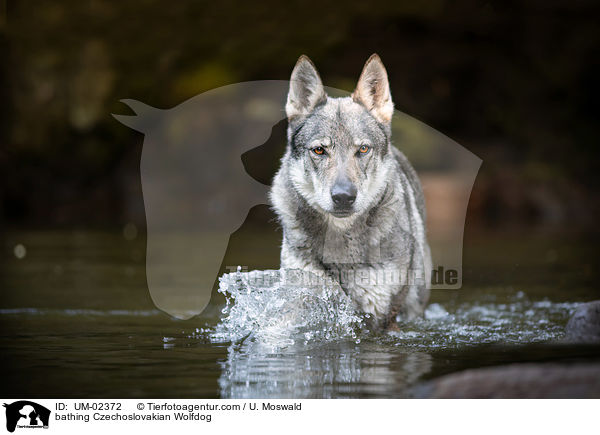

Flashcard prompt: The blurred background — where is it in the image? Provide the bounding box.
[0,0,599,398]
[2,0,598,231]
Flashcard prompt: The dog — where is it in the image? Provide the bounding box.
[270,54,431,331]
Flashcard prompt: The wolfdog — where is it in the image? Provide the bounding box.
[270,54,431,330]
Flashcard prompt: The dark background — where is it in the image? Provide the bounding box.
[2,0,599,231]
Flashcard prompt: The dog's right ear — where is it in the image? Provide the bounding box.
[286,55,327,122]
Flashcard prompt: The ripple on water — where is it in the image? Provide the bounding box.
[389,298,581,348]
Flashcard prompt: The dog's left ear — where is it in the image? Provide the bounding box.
[353,54,394,125]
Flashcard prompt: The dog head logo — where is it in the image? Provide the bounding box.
[113,81,480,319]
[3,401,50,432]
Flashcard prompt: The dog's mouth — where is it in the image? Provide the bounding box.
[330,209,354,218]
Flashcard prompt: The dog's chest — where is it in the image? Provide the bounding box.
[320,223,386,265]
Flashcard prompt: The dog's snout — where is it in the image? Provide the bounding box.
[331,181,357,208]
[331,190,356,207]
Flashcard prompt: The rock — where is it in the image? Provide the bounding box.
[414,363,600,398]
[565,301,600,343]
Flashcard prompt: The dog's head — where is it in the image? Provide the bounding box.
[285,54,395,220]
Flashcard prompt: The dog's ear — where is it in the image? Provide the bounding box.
[286,55,327,121]
[353,54,394,125]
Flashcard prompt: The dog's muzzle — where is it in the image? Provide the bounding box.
[331,179,357,216]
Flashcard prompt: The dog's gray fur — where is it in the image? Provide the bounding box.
[270,54,431,330]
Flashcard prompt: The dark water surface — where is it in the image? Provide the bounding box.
[1,230,598,398]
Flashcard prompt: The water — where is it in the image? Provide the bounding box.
[1,230,599,398]
[391,298,580,348]
[198,269,586,398]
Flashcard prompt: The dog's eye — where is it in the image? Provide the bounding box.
[312,146,326,155]
[358,145,370,154]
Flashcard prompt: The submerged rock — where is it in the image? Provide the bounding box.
[565,301,600,343]
[414,363,600,398]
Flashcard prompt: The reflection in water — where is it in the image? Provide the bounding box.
[218,341,432,398]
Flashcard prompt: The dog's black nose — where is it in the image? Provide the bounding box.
[331,182,357,208]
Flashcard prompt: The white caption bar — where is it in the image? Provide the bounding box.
[0,399,597,434]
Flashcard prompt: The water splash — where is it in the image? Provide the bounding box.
[210,269,364,351]
[388,294,581,348]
